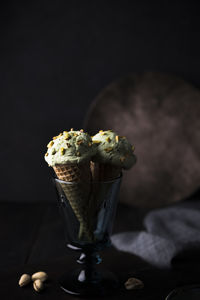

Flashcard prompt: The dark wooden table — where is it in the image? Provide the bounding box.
[1,202,200,300]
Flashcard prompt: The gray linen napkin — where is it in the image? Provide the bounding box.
[112,200,200,268]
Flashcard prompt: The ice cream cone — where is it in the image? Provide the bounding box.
[89,162,121,220]
[53,162,93,241]
[90,130,136,218]
[44,130,96,241]
[90,162,121,181]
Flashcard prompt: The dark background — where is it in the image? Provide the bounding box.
[1,0,200,203]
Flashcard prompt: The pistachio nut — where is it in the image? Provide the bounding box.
[32,271,48,282]
[19,274,31,287]
[124,277,144,290]
[33,279,44,292]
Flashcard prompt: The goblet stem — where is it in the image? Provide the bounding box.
[77,251,102,283]
[59,249,118,296]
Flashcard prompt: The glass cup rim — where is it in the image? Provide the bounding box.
[54,173,122,185]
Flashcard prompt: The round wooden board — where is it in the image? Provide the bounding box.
[84,72,200,208]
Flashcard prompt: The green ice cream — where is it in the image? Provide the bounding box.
[92,130,136,169]
[44,129,95,166]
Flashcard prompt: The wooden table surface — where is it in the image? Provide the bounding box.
[1,202,200,300]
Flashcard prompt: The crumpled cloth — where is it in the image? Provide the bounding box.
[111,200,200,268]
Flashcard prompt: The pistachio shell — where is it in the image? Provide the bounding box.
[19,274,31,287]
[33,279,44,292]
[31,271,48,282]
[124,277,144,290]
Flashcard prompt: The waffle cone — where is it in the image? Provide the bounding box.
[90,162,121,220]
[53,163,93,241]
[90,162,121,181]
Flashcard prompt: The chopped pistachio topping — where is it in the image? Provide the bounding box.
[99,130,105,135]
[104,147,113,152]
[47,141,54,148]
[106,137,111,143]
[120,156,126,162]
[77,140,83,145]
[93,140,101,144]
[60,147,65,155]
[64,133,71,140]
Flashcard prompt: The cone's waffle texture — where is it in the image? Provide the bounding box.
[53,163,91,182]
[53,163,93,241]
[90,162,121,181]
[90,162,121,221]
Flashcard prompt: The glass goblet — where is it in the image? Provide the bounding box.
[54,174,122,296]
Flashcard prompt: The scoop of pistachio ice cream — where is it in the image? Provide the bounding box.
[92,130,136,169]
[44,129,95,166]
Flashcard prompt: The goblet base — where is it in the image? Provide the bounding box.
[59,268,119,297]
